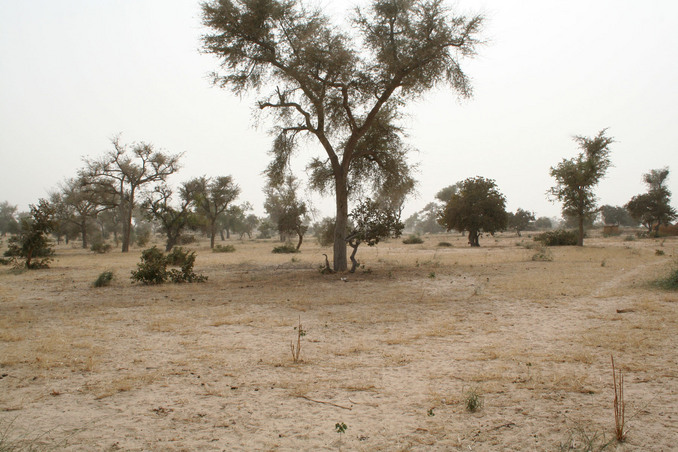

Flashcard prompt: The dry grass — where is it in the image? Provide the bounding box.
[0,233,676,450]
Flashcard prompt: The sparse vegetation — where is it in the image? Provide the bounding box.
[90,242,112,254]
[654,260,678,290]
[130,246,206,285]
[290,317,305,364]
[437,241,452,247]
[532,246,554,262]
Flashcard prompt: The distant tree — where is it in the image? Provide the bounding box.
[56,177,110,248]
[264,175,309,250]
[256,219,276,239]
[438,176,508,247]
[314,217,336,247]
[0,201,19,236]
[600,204,637,227]
[142,183,196,251]
[81,135,181,252]
[346,198,403,272]
[223,203,259,240]
[186,176,240,249]
[435,185,460,204]
[534,216,553,230]
[5,199,56,269]
[201,0,483,271]
[548,129,614,246]
[507,208,535,236]
[626,168,676,234]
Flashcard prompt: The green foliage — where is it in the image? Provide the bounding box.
[264,174,308,250]
[534,229,578,246]
[549,129,614,245]
[534,216,553,230]
[402,235,424,244]
[185,175,241,248]
[90,242,112,254]
[438,176,508,247]
[131,246,207,285]
[334,422,347,435]
[507,208,535,235]
[600,204,637,227]
[272,243,299,254]
[213,244,236,253]
[437,242,453,247]
[4,199,55,269]
[531,246,554,262]
[654,261,678,291]
[93,271,114,287]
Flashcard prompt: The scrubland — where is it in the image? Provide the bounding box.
[1,232,676,451]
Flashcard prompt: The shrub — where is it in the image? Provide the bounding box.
[437,241,453,247]
[213,244,236,253]
[90,242,112,254]
[272,243,299,254]
[131,246,207,285]
[655,261,678,291]
[463,387,483,412]
[532,246,554,262]
[179,234,197,245]
[533,229,578,246]
[402,234,424,244]
[93,271,114,287]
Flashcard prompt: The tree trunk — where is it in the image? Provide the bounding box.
[468,230,480,247]
[121,204,132,252]
[226,228,230,239]
[81,220,88,249]
[296,231,303,250]
[333,174,349,272]
[165,235,177,252]
[577,216,584,246]
[209,222,216,249]
[220,229,225,241]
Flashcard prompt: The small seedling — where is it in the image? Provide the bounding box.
[427,408,435,417]
[291,316,306,364]
[335,422,347,434]
[428,272,436,279]
[463,387,483,412]
[611,356,626,442]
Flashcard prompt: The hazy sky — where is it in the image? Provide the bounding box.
[1,0,676,221]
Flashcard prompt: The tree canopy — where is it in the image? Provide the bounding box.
[201,0,483,270]
[548,129,613,246]
[438,176,507,246]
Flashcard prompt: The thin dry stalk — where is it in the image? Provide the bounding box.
[611,355,626,442]
[291,316,304,363]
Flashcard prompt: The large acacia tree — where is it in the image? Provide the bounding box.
[626,168,676,233]
[548,129,613,246]
[201,0,483,271]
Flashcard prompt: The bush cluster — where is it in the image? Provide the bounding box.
[131,246,207,285]
[213,244,236,253]
[533,229,578,246]
[90,242,112,254]
[402,235,424,244]
[93,270,114,287]
[272,243,299,254]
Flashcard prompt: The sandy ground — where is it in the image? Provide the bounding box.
[1,233,677,451]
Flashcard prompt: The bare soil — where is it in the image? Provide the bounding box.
[1,233,677,451]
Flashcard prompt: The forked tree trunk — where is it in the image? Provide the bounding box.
[468,230,480,247]
[349,242,359,273]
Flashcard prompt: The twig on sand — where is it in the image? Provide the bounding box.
[298,395,352,410]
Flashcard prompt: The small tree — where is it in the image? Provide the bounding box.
[142,184,196,251]
[507,208,535,237]
[626,168,676,234]
[186,176,240,248]
[438,176,507,247]
[548,129,614,246]
[264,175,309,249]
[534,217,553,230]
[346,198,403,273]
[5,199,56,269]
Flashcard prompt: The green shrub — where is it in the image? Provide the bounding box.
[94,270,114,287]
[437,241,452,247]
[533,229,578,246]
[90,242,112,254]
[402,235,424,244]
[531,246,553,262]
[655,262,678,291]
[272,243,299,254]
[131,246,207,285]
[213,244,236,253]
